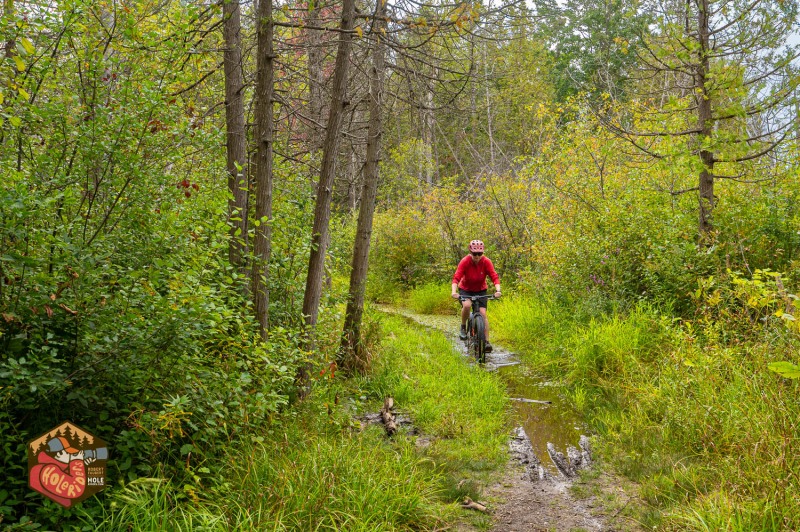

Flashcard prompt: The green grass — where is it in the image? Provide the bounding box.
[406,282,454,315]
[85,429,447,531]
[79,478,228,531]
[84,309,509,531]
[360,313,509,472]
[225,427,446,531]
[492,294,800,531]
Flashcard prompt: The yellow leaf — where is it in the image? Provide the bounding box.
[20,38,35,55]
[13,55,25,71]
[355,26,363,38]
[18,87,29,100]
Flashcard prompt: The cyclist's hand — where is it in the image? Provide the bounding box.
[494,291,501,298]
[451,293,460,300]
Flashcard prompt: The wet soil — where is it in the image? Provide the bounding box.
[379,306,640,532]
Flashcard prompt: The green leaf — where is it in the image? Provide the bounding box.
[767,361,800,379]
[180,443,194,456]
[9,116,21,127]
[18,87,29,100]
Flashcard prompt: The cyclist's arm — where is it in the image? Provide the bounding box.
[452,257,469,298]
[485,258,501,297]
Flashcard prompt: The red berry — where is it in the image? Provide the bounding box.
[184,190,191,198]
[191,183,199,190]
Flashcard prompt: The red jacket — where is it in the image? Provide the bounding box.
[29,452,86,507]
[452,255,500,291]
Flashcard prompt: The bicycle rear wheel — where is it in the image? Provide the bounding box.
[471,314,486,364]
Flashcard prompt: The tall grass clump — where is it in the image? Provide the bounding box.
[226,428,445,531]
[407,282,454,315]
[85,430,446,531]
[80,478,227,531]
[490,295,565,366]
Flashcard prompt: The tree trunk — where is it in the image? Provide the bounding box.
[340,8,387,372]
[423,82,435,184]
[306,0,325,151]
[3,0,14,59]
[301,0,357,334]
[252,0,275,338]
[380,397,397,436]
[696,0,714,238]
[483,42,496,171]
[222,0,249,272]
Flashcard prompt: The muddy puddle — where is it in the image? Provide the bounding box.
[378,306,585,474]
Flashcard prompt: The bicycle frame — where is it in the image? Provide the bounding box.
[459,294,497,364]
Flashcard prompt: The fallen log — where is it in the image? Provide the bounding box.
[461,497,489,513]
[381,396,398,436]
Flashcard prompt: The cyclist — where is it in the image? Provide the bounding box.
[451,240,501,353]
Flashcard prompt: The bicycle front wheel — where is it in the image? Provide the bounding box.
[471,314,486,364]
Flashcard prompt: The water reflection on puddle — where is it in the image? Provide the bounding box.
[498,363,584,474]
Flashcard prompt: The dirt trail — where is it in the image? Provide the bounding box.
[482,426,604,532]
[379,307,638,531]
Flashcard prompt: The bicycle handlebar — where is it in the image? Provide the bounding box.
[458,294,499,301]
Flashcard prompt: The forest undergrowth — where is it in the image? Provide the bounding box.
[5,1,800,528]
[67,310,509,531]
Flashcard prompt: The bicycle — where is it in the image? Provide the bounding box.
[459,294,498,364]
